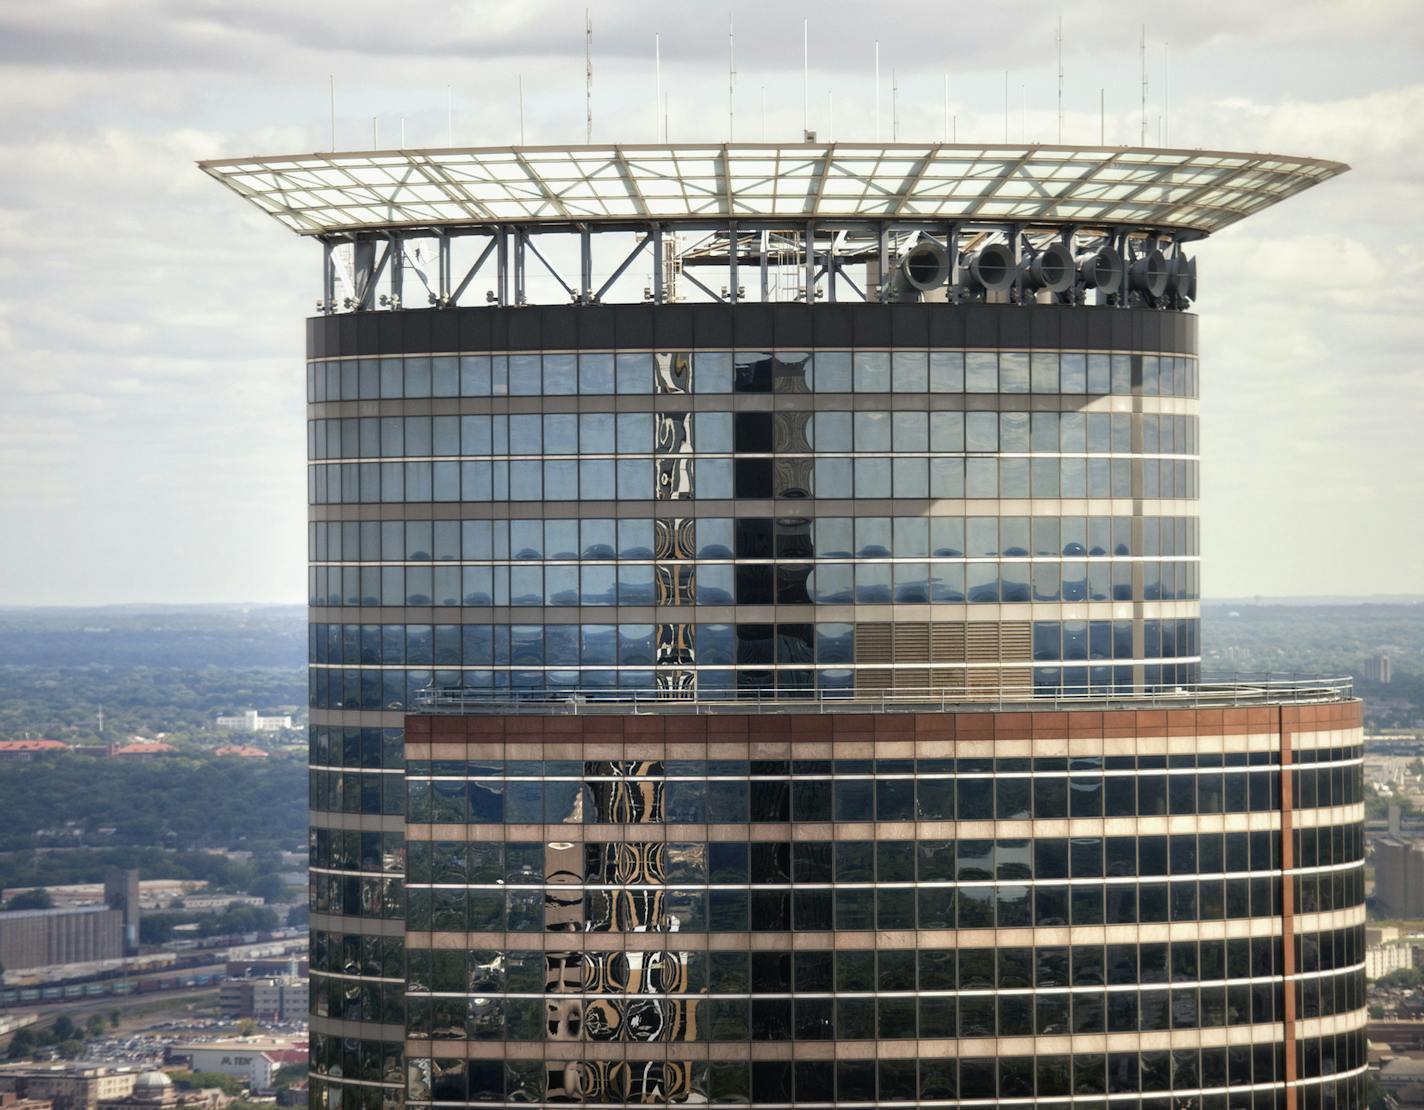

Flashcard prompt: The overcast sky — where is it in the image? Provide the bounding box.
[0,0,1419,605]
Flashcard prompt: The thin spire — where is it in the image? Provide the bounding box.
[519,73,526,145]
[802,19,809,136]
[328,75,335,150]
[446,85,452,146]
[728,12,736,140]
[1139,24,1148,146]
[1056,17,1064,144]
[891,68,898,142]
[655,33,662,142]
[585,9,593,143]
[943,72,950,143]
[874,42,880,141]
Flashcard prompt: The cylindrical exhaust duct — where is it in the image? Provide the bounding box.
[885,240,950,302]
[1130,248,1170,298]
[1020,241,1075,293]
[962,243,1016,295]
[1076,246,1123,294]
[1170,254,1195,299]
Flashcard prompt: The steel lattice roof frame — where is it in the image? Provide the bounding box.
[200,142,1347,241]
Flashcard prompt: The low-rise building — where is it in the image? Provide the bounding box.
[164,1043,304,1095]
[1378,1055,1424,1104]
[1367,942,1419,980]
[107,742,176,758]
[0,741,67,761]
[0,1066,139,1110]
[214,712,292,733]
[219,976,308,1023]
[96,1072,223,1110]
[174,895,264,915]
[1,1093,55,1110]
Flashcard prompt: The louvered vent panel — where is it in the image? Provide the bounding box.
[855,623,893,663]
[931,623,966,663]
[894,622,931,663]
[931,667,967,694]
[896,668,931,693]
[966,667,1001,693]
[966,625,1000,663]
[1001,667,1033,697]
[1000,622,1032,662]
[856,668,894,692]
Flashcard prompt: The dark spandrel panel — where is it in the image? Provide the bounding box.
[507,307,540,350]
[613,303,655,349]
[311,302,1200,359]
[889,304,930,347]
[849,301,892,346]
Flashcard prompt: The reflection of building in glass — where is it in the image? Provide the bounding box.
[205,142,1365,1109]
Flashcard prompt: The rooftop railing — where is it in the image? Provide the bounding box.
[413,673,1353,716]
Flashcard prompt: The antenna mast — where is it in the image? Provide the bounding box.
[728,13,736,140]
[328,75,335,150]
[802,19,809,136]
[891,69,898,141]
[519,73,526,145]
[585,9,593,143]
[1139,24,1147,146]
[943,73,949,142]
[446,86,452,145]
[1056,17,1064,143]
[655,33,662,142]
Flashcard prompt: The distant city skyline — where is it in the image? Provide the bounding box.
[1,0,1420,603]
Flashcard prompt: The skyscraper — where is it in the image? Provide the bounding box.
[207,142,1363,1109]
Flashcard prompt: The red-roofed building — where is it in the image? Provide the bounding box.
[0,740,68,761]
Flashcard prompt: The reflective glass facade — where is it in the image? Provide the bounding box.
[305,303,1366,1110]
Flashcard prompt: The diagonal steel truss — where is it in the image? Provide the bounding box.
[201,141,1346,240]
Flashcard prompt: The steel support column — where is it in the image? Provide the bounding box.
[877,224,890,302]
[388,234,404,308]
[437,231,451,306]
[514,229,527,306]
[804,221,816,303]
[580,227,593,303]
[727,222,739,303]
[496,226,509,306]
[321,240,335,312]
[652,223,664,303]
[759,231,769,303]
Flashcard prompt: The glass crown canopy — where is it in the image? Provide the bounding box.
[200,142,1347,237]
